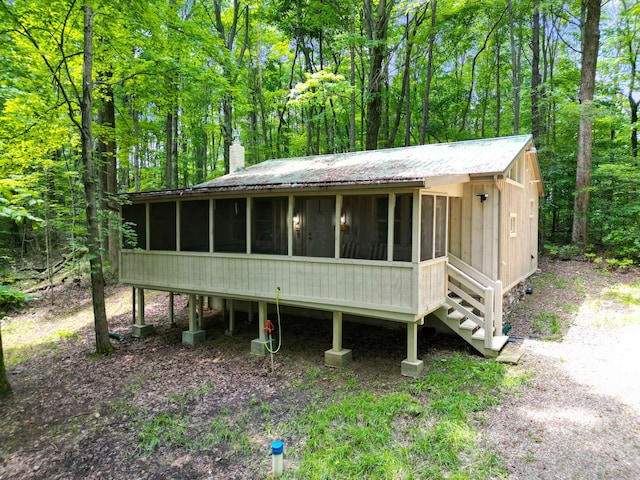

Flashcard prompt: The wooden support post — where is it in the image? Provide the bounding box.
[197,295,204,330]
[136,287,145,325]
[188,294,196,331]
[131,287,136,324]
[401,322,424,378]
[325,311,352,368]
[168,292,175,327]
[182,294,205,345]
[251,301,268,355]
[132,288,153,338]
[225,299,235,336]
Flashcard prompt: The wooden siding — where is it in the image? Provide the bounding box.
[459,182,499,280]
[418,258,448,314]
[498,151,539,290]
[120,251,447,322]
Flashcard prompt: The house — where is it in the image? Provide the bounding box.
[119,134,543,377]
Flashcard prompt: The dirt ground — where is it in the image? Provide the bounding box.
[1,257,639,479]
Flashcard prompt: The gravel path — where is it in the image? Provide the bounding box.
[480,287,640,479]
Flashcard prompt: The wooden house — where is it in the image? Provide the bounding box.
[119,134,542,377]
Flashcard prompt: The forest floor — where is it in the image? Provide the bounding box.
[1,257,640,479]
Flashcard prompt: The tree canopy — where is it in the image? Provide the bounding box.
[1,0,639,265]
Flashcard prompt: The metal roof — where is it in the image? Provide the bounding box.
[127,135,536,199]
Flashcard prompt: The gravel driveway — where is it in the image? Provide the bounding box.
[479,265,640,479]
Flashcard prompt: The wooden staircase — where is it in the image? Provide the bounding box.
[434,256,509,357]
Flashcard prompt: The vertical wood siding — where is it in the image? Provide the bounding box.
[120,251,447,320]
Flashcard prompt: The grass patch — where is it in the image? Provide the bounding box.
[284,354,524,479]
[138,413,192,453]
[532,311,562,339]
[531,271,568,290]
[602,281,640,307]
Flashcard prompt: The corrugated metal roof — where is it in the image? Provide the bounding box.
[125,135,535,199]
[196,135,533,191]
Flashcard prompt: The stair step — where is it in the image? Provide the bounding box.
[472,328,487,340]
[489,335,510,351]
[459,319,478,331]
[447,295,462,303]
[447,310,465,322]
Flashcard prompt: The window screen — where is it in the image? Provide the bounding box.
[214,198,247,253]
[149,202,176,251]
[181,200,209,252]
[420,196,434,261]
[122,203,146,249]
[252,197,288,255]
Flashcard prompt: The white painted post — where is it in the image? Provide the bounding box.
[335,195,343,259]
[406,322,417,363]
[251,301,268,355]
[225,299,235,336]
[182,293,205,345]
[484,287,494,350]
[387,193,395,261]
[132,287,153,338]
[401,322,424,378]
[332,311,343,352]
[494,280,503,337]
[325,311,352,368]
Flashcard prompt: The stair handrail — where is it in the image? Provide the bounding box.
[447,256,503,341]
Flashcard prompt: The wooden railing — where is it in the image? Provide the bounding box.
[446,255,503,348]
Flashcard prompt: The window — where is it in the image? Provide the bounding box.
[180,200,209,252]
[420,196,434,261]
[506,158,523,184]
[420,195,447,262]
[529,199,536,218]
[252,197,288,255]
[340,195,388,260]
[510,213,518,237]
[393,194,413,262]
[149,202,176,251]
[214,198,247,253]
[435,196,447,257]
[122,203,146,249]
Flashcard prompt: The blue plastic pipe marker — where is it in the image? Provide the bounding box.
[272,440,284,476]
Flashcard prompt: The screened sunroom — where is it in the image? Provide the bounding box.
[119,135,542,376]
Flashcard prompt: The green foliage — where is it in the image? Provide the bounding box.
[0,0,638,262]
[287,354,524,479]
[0,285,28,314]
[532,311,562,339]
[137,413,191,453]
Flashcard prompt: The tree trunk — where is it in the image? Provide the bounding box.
[364,0,395,150]
[81,3,113,355]
[97,72,118,273]
[508,0,522,134]
[349,11,356,151]
[166,111,174,188]
[419,0,437,144]
[571,0,601,248]
[0,324,10,395]
[531,0,544,147]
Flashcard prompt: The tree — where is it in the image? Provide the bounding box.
[0,325,9,395]
[572,0,602,248]
[81,2,113,354]
[1,0,113,354]
[364,0,396,150]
